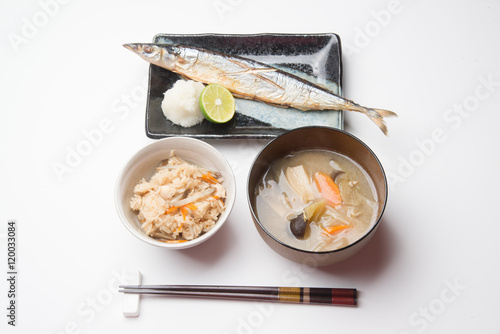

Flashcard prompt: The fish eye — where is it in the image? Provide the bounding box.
[143,45,153,53]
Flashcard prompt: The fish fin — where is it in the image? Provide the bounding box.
[348,104,396,136]
[372,108,398,118]
[366,108,398,135]
[231,92,253,100]
[263,101,291,108]
[176,55,190,65]
[367,114,390,136]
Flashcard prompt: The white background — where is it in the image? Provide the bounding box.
[1,0,499,333]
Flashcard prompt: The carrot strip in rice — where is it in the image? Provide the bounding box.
[130,153,226,241]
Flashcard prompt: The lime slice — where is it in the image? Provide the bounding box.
[199,84,235,123]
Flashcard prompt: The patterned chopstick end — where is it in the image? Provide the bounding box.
[278,287,357,306]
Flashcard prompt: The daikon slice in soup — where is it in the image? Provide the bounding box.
[254,149,379,252]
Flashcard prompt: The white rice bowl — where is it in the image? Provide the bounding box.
[161,80,206,127]
[115,137,236,249]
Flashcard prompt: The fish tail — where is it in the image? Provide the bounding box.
[372,108,398,118]
[368,113,389,136]
[370,108,398,135]
[367,108,399,135]
[347,103,397,136]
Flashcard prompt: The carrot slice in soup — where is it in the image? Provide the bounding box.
[323,224,351,235]
[314,172,342,206]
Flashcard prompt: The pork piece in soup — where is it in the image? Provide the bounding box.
[254,150,379,252]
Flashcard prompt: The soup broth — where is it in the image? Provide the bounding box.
[255,149,378,252]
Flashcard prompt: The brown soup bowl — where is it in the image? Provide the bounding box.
[247,126,388,266]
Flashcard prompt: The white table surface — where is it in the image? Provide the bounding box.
[2,0,500,333]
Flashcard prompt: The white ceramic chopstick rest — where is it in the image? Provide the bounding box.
[122,270,142,317]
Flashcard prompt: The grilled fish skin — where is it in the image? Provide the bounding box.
[123,43,397,135]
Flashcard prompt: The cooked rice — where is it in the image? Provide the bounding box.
[130,151,226,241]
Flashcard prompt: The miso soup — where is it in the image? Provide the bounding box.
[254,149,379,252]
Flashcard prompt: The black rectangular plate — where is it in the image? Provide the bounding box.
[146,33,343,139]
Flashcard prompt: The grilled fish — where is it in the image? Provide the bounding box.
[123,43,397,135]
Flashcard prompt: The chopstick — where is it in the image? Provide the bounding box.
[119,285,357,306]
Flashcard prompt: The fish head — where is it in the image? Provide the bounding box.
[123,43,179,70]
